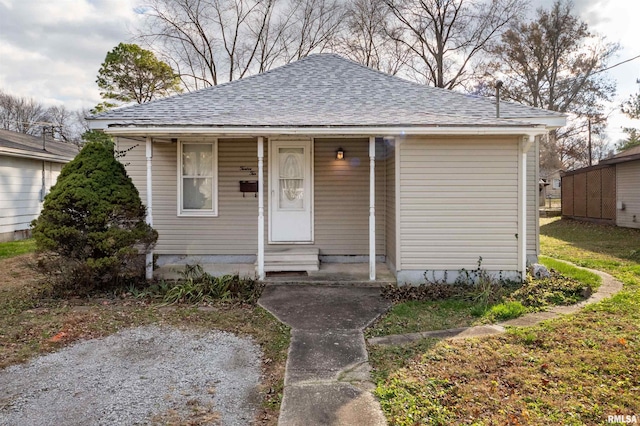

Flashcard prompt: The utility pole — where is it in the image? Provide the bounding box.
[495,80,503,118]
[588,118,593,166]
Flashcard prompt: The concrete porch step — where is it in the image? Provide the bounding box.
[260,248,320,272]
[264,264,319,272]
[264,254,319,262]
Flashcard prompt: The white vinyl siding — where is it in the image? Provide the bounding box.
[118,137,259,255]
[0,156,63,240]
[385,140,396,270]
[117,137,385,256]
[616,161,640,229]
[399,136,519,271]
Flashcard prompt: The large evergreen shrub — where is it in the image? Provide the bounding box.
[32,141,157,291]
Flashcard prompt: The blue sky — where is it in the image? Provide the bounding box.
[0,0,637,142]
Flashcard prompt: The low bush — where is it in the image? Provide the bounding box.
[382,258,519,307]
[485,300,527,321]
[510,269,592,308]
[377,257,599,329]
[381,282,471,303]
[128,264,263,305]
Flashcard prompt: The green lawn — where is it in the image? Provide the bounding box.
[539,218,640,288]
[370,218,640,425]
[538,255,602,289]
[367,298,481,338]
[0,239,36,260]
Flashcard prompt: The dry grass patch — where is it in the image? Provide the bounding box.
[0,254,289,425]
[375,299,640,425]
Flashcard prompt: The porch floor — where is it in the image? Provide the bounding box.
[265,263,395,286]
[155,262,396,286]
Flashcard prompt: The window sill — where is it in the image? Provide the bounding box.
[177,212,219,218]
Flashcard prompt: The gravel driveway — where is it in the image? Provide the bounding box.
[0,326,262,425]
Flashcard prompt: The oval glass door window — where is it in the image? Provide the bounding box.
[279,148,304,210]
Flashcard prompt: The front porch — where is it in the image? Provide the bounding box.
[126,134,393,282]
[155,261,396,286]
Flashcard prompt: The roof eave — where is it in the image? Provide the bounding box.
[92,124,551,138]
[599,153,640,165]
[501,115,566,129]
[0,147,75,163]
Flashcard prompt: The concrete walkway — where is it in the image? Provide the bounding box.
[259,285,391,426]
[368,265,623,347]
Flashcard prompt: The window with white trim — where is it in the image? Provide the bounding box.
[178,140,218,216]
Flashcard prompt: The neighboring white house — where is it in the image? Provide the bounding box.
[88,54,566,284]
[0,129,77,242]
[540,169,563,206]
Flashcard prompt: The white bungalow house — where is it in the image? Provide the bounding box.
[0,129,77,242]
[88,54,566,284]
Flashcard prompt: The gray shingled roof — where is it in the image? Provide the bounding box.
[0,129,78,162]
[600,145,640,165]
[90,53,564,129]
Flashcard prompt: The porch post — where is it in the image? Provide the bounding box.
[369,136,376,281]
[257,137,265,281]
[145,136,153,280]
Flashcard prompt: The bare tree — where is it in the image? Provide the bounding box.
[137,0,277,88]
[335,0,407,74]
[485,0,618,169]
[0,89,88,144]
[136,0,344,89]
[382,0,523,89]
[489,2,617,115]
[254,4,292,72]
[0,90,50,135]
[282,0,344,62]
[47,105,87,144]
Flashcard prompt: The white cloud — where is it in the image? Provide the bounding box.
[0,0,140,109]
[579,0,640,144]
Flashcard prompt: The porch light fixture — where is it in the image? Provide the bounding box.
[336,147,345,160]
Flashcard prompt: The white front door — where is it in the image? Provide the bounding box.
[270,139,313,242]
